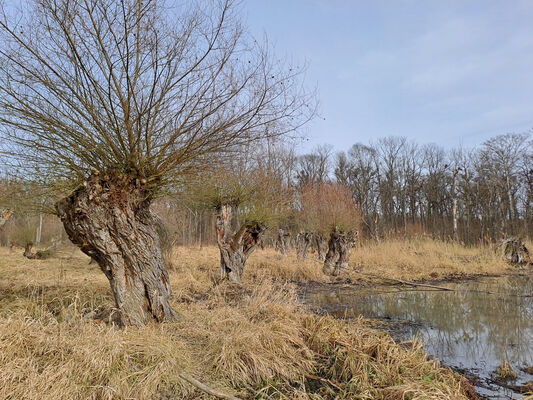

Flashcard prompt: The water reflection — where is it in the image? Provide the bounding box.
[301,276,533,399]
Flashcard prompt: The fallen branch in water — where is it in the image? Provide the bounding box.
[178,373,241,400]
[311,260,532,297]
[379,277,455,291]
[350,271,455,291]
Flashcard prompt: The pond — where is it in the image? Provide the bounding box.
[300,275,533,399]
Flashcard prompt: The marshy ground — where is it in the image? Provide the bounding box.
[0,239,526,399]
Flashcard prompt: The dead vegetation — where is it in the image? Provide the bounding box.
[0,244,480,400]
[496,360,517,380]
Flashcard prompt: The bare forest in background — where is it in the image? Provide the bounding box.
[2,132,531,248]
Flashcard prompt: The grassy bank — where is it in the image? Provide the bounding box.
[0,240,503,399]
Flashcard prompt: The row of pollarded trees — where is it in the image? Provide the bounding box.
[0,0,315,326]
[178,151,361,282]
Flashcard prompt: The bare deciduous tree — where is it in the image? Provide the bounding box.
[295,144,332,188]
[0,0,313,325]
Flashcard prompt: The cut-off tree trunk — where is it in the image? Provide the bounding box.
[323,230,358,276]
[56,175,177,326]
[314,233,327,260]
[22,242,54,259]
[275,228,291,256]
[216,204,265,283]
[495,237,531,265]
[23,242,40,259]
[297,232,313,260]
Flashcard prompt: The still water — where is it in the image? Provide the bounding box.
[301,276,533,399]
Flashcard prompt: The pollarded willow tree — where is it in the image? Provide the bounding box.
[299,182,361,276]
[189,160,293,283]
[0,0,314,325]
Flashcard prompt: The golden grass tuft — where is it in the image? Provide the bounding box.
[0,243,484,399]
[496,359,517,380]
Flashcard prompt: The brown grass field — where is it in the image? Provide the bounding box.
[0,239,519,399]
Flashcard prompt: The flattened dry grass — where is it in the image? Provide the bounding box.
[0,245,478,399]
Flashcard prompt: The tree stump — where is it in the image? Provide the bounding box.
[23,242,53,260]
[323,229,358,276]
[314,233,327,260]
[496,237,531,265]
[297,231,313,260]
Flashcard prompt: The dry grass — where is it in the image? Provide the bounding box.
[216,238,513,286]
[495,360,517,380]
[350,239,514,282]
[0,242,484,400]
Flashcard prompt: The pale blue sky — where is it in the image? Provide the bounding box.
[244,0,533,152]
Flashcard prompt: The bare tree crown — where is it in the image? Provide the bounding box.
[0,0,314,191]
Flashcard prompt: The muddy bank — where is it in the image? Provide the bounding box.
[299,274,533,399]
[297,268,532,291]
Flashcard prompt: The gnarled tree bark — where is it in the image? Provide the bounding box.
[322,229,358,276]
[314,233,327,260]
[297,231,313,260]
[275,228,291,256]
[216,204,265,283]
[496,237,531,265]
[56,175,177,326]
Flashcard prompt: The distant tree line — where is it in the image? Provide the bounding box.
[156,132,531,246]
[330,133,532,244]
[145,131,533,246]
[3,132,531,249]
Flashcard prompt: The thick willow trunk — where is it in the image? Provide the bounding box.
[322,230,358,276]
[276,228,290,256]
[56,175,177,326]
[216,204,265,283]
[314,233,327,260]
[297,232,312,260]
[497,237,531,265]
